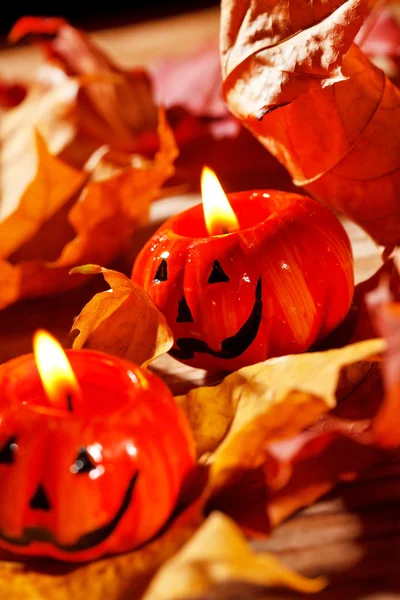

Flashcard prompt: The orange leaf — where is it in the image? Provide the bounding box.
[55,108,178,268]
[0,132,87,307]
[0,19,175,307]
[71,266,173,367]
[221,0,400,245]
[0,131,86,259]
[144,512,326,599]
[0,108,177,309]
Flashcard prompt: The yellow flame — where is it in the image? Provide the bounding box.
[33,330,81,410]
[201,166,239,235]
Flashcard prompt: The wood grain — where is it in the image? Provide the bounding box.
[0,6,395,599]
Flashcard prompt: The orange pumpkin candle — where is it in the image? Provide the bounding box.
[133,168,354,371]
[0,331,195,562]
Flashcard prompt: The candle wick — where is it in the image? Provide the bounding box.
[66,393,73,412]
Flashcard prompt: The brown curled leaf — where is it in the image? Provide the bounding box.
[221,0,400,245]
[71,266,173,367]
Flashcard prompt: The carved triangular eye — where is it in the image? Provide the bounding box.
[71,448,96,475]
[177,296,194,323]
[0,436,18,464]
[30,483,52,511]
[208,260,230,284]
[154,258,168,282]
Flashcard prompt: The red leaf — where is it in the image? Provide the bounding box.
[8,16,68,42]
[0,79,26,109]
[151,42,227,119]
[356,6,400,60]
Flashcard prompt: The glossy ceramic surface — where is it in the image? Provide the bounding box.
[0,350,195,561]
[133,191,354,370]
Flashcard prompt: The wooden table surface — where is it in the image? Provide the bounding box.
[0,7,396,600]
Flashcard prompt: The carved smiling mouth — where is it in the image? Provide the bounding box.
[170,276,263,361]
[0,472,138,553]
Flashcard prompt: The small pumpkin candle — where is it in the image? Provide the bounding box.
[0,331,195,562]
[133,168,354,371]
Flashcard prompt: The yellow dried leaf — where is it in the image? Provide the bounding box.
[71,266,173,367]
[143,512,326,599]
[209,339,385,492]
[175,339,385,489]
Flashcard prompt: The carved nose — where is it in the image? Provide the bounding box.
[30,483,51,511]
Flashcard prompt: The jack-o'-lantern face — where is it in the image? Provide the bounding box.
[0,352,195,562]
[133,190,354,371]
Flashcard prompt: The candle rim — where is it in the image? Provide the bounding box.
[0,349,160,420]
[164,189,308,240]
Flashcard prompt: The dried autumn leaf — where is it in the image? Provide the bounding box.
[71,266,173,366]
[9,16,157,159]
[0,108,177,309]
[320,247,400,350]
[152,43,291,191]
[206,366,387,534]
[208,339,385,495]
[176,339,385,464]
[221,0,400,245]
[266,427,386,528]
[196,302,388,534]
[2,16,178,308]
[0,131,88,307]
[0,78,26,109]
[55,108,177,268]
[0,131,86,259]
[366,262,400,447]
[209,416,387,535]
[143,512,325,599]
[1,79,83,227]
[0,499,203,600]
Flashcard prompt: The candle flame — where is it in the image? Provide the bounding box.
[33,330,81,411]
[201,166,239,235]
